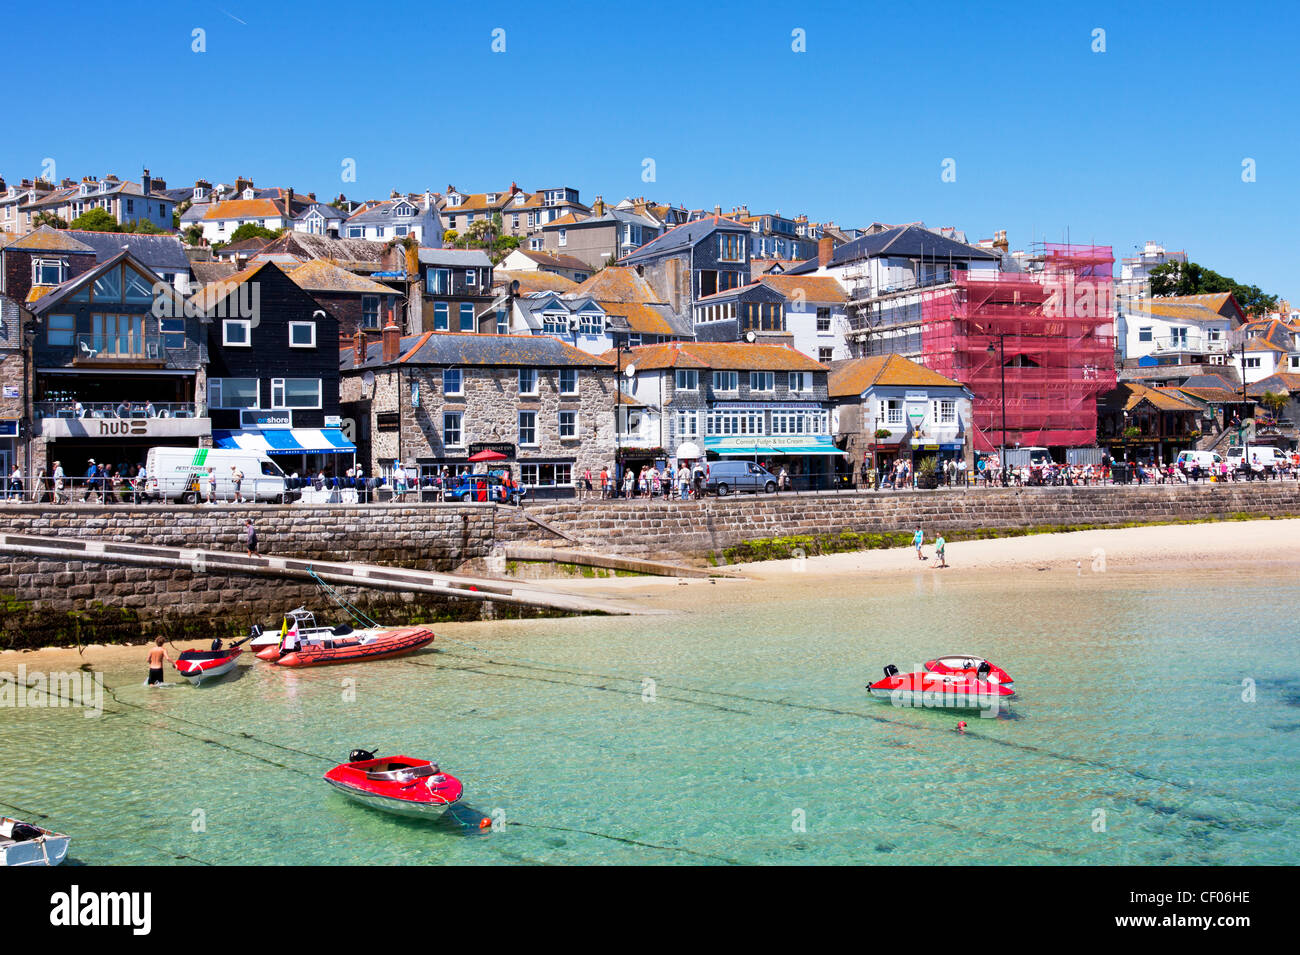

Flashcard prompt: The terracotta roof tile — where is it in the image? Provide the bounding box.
[827,355,962,397]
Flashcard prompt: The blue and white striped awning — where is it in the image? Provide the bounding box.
[213,428,356,455]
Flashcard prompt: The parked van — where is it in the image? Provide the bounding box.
[146,447,291,503]
[1225,445,1288,477]
[1175,450,1223,473]
[706,461,778,495]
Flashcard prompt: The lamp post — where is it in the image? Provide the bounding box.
[987,335,1007,484]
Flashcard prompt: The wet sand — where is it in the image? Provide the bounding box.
[5,518,1297,668]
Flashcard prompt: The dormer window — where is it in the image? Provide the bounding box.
[446,193,462,207]
[242,188,255,200]
[80,183,94,196]
[194,186,207,200]
[486,193,498,203]
[98,181,109,194]
[393,203,414,218]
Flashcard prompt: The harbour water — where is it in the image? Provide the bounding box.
[4,566,1298,865]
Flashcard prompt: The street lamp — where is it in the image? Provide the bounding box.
[987,335,1007,484]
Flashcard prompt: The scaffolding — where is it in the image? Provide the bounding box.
[920,244,1116,451]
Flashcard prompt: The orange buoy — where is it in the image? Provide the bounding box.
[957,720,967,731]
[479,817,491,829]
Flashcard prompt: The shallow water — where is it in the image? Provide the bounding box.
[3,566,1298,865]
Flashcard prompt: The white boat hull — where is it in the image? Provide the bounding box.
[0,822,70,866]
[181,657,240,686]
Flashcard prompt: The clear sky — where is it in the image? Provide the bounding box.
[6,0,1297,300]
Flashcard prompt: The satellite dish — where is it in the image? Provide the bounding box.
[362,371,375,395]
[624,363,637,377]
[745,330,757,343]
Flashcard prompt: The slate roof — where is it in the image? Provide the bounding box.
[418,248,492,268]
[4,226,95,252]
[1247,373,1300,396]
[758,274,848,303]
[296,202,346,222]
[344,198,439,226]
[619,215,750,264]
[289,259,395,296]
[603,341,824,372]
[511,249,591,271]
[570,266,665,304]
[27,250,180,317]
[254,232,395,267]
[785,224,999,274]
[343,331,612,370]
[828,355,965,397]
[63,230,190,272]
[1099,382,1201,413]
[190,260,238,287]
[1123,294,1243,325]
[494,269,579,294]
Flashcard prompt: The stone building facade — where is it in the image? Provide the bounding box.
[342,328,616,497]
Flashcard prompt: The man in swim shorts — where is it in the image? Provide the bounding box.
[146,636,168,685]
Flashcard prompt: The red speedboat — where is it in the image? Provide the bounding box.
[174,647,243,686]
[924,655,1014,689]
[868,665,1013,711]
[324,750,463,818]
[273,626,433,668]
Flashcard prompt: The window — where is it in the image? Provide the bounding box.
[707,412,765,435]
[1244,357,1262,369]
[428,269,451,294]
[1170,327,1188,347]
[712,371,738,391]
[750,371,775,392]
[558,229,567,246]
[1138,327,1153,343]
[124,269,154,303]
[361,296,380,328]
[496,309,508,334]
[33,258,66,286]
[559,410,578,438]
[347,227,363,239]
[394,226,408,237]
[518,410,537,445]
[223,319,251,346]
[559,368,578,394]
[578,311,603,335]
[443,412,463,447]
[1208,328,1223,342]
[433,303,449,331]
[938,399,956,424]
[162,318,186,349]
[289,322,316,348]
[542,312,568,335]
[209,378,259,409]
[719,233,744,261]
[456,302,475,332]
[519,463,572,487]
[47,314,74,346]
[816,307,831,333]
[519,368,539,395]
[882,399,903,425]
[788,372,812,393]
[443,368,463,395]
[675,369,698,390]
[676,410,699,437]
[270,378,321,409]
[466,270,477,287]
[818,347,834,363]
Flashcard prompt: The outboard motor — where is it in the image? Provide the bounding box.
[248,624,263,639]
[976,661,991,681]
[211,636,223,652]
[883,664,900,679]
[10,822,43,842]
[349,748,376,763]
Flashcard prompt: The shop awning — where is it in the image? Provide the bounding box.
[213,429,356,455]
[704,436,843,457]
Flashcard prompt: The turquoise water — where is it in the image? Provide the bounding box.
[3,566,1299,865]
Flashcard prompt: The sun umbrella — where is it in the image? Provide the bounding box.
[466,449,508,462]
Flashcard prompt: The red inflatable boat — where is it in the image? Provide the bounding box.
[272,626,433,667]
[924,655,1014,689]
[174,647,243,686]
[324,751,463,817]
[869,665,1014,711]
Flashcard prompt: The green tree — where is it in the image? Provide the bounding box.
[227,223,282,244]
[182,224,204,246]
[33,211,69,229]
[1148,260,1279,316]
[69,208,120,232]
[1260,391,1288,418]
[124,219,166,235]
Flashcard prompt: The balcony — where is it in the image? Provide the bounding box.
[33,401,209,440]
[73,333,166,366]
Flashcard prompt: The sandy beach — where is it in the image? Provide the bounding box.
[5,518,1297,669]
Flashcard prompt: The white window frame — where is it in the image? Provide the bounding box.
[519,368,539,396]
[558,409,579,439]
[712,371,738,392]
[209,377,260,410]
[750,371,775,392]
[518,410,538,446]
[443,368,463,396]
[466,269,477,287]
[223,319,252,347]
[270,377,322,410]
[442,411,463,447]
[788,371,812,393]
[675,369,698,391]
[558,368,579,395]
[288,321,316,348]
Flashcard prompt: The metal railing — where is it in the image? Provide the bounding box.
[74,333,165,361]
[33,401,200,420]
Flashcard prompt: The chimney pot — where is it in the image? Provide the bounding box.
[382,322,401,363]
[818,236,834,268]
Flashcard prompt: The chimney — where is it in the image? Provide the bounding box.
[308,192,316,201]
[592,195,605,216]
[509,181,519,195]
[993,229,1009,252]
[713,204,722,216]
[741,205,749,217]
[235,176,252,193]
[818,236,834,268]
[285,186,294,215]
[632,197,647,216]
[353,329,366,365]
[0,176,5,193]
[141,167,152,197]
[382,321,401,363]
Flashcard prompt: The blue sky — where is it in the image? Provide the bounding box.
[6,0,1297,299]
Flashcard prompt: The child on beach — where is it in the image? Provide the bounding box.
[913,526,925,560]
[934,533,947,568]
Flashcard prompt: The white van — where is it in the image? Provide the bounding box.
[146,447,290,503]
[1175,450,1222,473]
[1225,445,1288,476]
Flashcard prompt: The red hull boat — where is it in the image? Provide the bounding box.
[868,665,1013,711]
[273,626,434,668]
[174,647,244,686]
[924,655,1014,689]
[324,752,463,817]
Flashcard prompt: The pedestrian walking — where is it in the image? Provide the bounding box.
[913,525,925,561]
[205,467,217,504]
[52,460,65,505]
[245,519,258,557]
[231,466,244,503]
[934,532,947,568]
